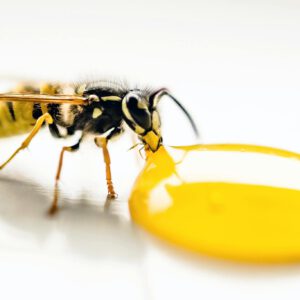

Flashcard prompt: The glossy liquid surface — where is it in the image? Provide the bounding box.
[129,144,300,262]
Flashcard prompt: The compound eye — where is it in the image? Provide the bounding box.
[125,95,151,131]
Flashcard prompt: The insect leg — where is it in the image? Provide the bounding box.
[49,139,82,215]
[0,113,53,170]
[94,137,117,200]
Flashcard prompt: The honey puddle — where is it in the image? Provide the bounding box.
[129,144,300,262]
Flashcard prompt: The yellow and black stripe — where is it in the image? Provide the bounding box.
[0,100,37,137]
[0,83,63,138]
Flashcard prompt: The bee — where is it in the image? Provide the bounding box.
[0,80,198,214]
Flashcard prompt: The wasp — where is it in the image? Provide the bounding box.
[0,80,198,214]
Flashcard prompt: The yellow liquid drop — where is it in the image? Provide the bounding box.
[129,144,300,263]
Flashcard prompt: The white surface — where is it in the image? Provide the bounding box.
[1,0,300,299]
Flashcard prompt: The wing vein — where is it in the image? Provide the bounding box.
[0,94,88,105]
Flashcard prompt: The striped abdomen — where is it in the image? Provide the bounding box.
[0,82,69,138]
[0,101,38,137]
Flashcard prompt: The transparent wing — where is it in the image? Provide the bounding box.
[0,93,88,105]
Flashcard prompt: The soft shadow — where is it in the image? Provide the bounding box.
[0,178,144,262]
[139,229,300,278]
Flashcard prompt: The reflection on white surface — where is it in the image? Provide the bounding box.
[0,178,148,300]
[0,179,139,259]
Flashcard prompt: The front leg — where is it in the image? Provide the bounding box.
[95,128,123,200]
[95,137,117,199]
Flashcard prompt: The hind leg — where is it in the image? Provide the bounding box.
[0,113,53,170]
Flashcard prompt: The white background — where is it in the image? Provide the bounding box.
[1,0,300,299]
